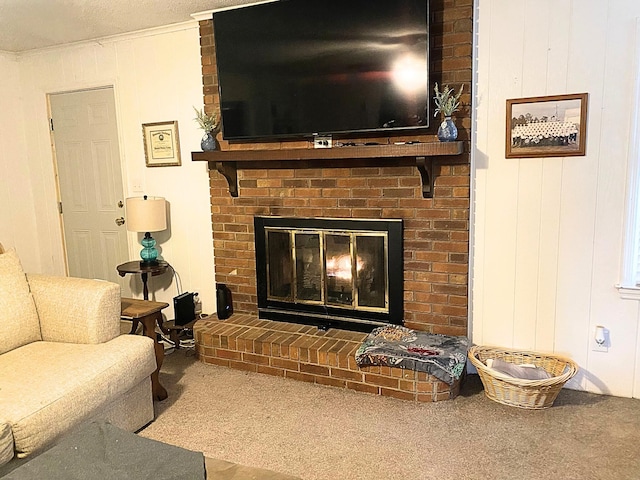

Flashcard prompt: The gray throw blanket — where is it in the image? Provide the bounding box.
[4,422,205,480]
[355,325,469,385]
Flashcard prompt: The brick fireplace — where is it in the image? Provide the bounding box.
[193,0,473,401]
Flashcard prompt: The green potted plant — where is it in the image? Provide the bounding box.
[193,107,219,151]
[433,83,464,142]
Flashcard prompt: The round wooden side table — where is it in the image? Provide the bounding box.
[116,260,169,301]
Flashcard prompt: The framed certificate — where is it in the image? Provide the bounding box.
[142,121,181,167]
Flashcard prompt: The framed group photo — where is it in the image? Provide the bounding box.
[142,121,181,167]
[506,93,588,158]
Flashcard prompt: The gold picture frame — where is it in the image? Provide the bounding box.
[506,93,588,158]
[142,121,181,167]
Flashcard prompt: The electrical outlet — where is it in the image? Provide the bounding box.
[313,135,332,149]
[592,326,609,353]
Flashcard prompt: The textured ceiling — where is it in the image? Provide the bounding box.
[0,0,261,53]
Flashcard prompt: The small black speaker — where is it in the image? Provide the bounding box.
[174,292,196,326]
[216,283,233,320]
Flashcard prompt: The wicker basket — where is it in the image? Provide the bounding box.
[468,346,579,409]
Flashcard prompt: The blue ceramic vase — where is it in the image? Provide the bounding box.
[201,132,217,151]
[437,117,458,142]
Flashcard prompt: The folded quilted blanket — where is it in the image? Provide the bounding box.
[355,325,469,385]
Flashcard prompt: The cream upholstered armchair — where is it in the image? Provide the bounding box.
[0,245,157,467]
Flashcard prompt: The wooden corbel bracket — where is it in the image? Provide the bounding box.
[415,156,434,198]
[213,161,238,197]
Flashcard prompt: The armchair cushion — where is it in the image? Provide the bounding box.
[27,274,120,344]
[0,249,41,355]
[0,335,156,457]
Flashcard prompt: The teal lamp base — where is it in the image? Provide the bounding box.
[140,232,159,266]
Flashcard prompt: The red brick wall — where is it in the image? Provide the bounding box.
[198,0,472,336]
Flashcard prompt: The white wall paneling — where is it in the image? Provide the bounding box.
[0,52,40,269]
[473,0,640,397]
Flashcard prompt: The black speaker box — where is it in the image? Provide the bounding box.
[216,283,233,320]
[174,292,196,326]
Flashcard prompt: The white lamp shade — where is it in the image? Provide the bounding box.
[126,196,167,233]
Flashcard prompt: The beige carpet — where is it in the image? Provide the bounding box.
[139,348,640,480]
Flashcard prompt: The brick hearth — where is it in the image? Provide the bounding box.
[194,315,461,402]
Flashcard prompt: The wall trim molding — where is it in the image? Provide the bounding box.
[616,284,640,301]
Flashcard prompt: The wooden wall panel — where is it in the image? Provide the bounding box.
[552,0,607,389]
[474,0,524,347]
[533,0,572,353]
[511,2,552,349]
[0,54,40,269]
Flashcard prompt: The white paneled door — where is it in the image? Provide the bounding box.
[50,87,130,292]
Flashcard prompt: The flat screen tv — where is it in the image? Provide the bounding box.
[213,0,430,141]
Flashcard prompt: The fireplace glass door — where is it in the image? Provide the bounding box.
[266,230,292,299]
[265,228,388,313]
[295,232,322,303]
[255,216,403,331]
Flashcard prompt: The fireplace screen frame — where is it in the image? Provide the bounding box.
[254,216,403,332]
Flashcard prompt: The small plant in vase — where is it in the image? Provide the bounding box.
[433,83,464,142]
[193,107,219,151]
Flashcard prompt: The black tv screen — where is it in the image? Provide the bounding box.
[213,0,430,141]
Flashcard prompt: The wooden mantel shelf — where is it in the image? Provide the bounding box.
[192,141,464,198]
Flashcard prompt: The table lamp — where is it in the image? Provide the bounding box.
[126,195,167,265]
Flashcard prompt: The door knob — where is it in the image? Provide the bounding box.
[115,217,125,226]
[117,200,124,208]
